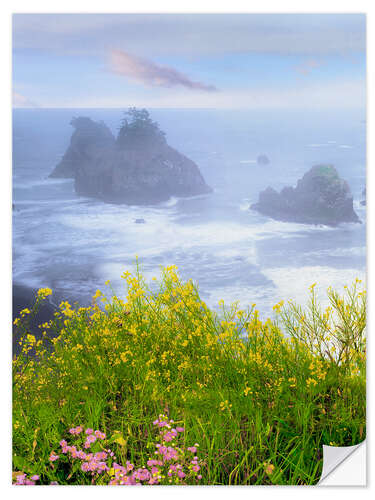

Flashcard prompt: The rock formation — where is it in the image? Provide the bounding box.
[360,187,366,206]
[251,165,360,226]
[257,154,270,165]
[50,109,212,204]
[49,117,115,179]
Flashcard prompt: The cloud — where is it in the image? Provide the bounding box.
[109,50,217,92]
[13,14,366,57]
[12,91,38,108]
[295,59,321,76]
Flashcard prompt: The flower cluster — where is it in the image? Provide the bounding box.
[13,473,39,485]
[109,414,203,485]
[17,416,203,485]
[49,425,112,481]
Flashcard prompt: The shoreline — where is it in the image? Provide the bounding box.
[12,283,57,354]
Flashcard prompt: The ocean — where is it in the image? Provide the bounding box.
[12,107,366,318]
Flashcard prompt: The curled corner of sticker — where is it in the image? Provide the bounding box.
[318,440,366,486]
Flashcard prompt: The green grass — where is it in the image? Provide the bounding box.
[12,265,366,485]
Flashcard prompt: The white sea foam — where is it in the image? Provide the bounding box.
[239,200,251,211]
[263,266,366,309]
[307,246,366,259]
[13,177,74,189]
[160,196,179,208]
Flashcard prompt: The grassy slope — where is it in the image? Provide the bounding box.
[12,266,366,485]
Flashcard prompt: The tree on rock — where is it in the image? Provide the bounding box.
[117,108,166,149]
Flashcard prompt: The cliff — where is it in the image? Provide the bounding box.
[50,110,212,204]
[251,165,360,226]
[49,117,115,179]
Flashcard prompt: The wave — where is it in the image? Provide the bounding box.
[160,196,179,208]
[13,177,74,190]
[264,265,366,309]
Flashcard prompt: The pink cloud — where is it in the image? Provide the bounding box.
[13,92,38,108]
[109,50,217,92]
[295,59,321,76]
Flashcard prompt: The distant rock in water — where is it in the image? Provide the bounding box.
[251,165,360,226]
[134,218,146,224]
[50,108,212,204]
[49,117,115,179]
[360,187,366,206]
[257,154,270,165]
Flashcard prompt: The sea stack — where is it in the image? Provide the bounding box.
[251,164,360,226]
[50,108,212,204]
[49,117,115,179]
[257,154,270,165]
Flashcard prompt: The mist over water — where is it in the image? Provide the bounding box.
[13,108,366,317]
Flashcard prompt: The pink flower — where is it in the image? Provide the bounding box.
[81,462,90,472]
[163,432,175,442]
[49,452,59,462]
[192,465,200,472]
[30,475,39,481]
[188,446,197,453]
[134,468,150,482]
[15,473,26,484]
[177,470,186,479]
[197,474,202,480]
[59,440,67,447]
[94,451,108,461]
[85,428,93,435]
[147,459,163,467]
[97,462,108,472]
[176,427,184,432]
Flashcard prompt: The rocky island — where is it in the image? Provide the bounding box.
[257,154,270,166]
[361,187,366,206]
[251,165,360,226]
[50,108,212,204]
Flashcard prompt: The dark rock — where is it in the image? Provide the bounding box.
[134,218,146,224]
[257,154,270,165]
[49,117,115,179]
[360,187,366,206]
[50,109,212,204]
[251,165,360,226]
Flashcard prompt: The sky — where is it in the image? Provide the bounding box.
[12,13,366,110]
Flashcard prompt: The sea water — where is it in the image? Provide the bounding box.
[12,108,366,317]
